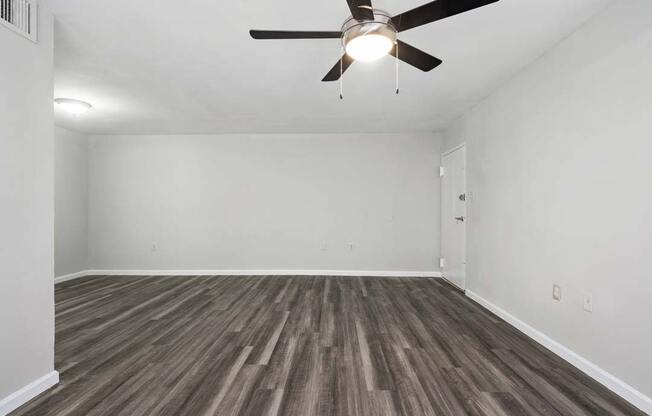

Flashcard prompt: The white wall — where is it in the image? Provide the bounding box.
[87,133,442,272]
[0,5,56,408]
[444,0,652,404]
[55,126,88,277]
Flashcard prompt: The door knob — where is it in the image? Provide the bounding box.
[455,216,465,222]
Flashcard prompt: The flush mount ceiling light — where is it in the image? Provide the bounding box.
[54,98,92,115]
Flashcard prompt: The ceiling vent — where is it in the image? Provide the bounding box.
[1,0,37,42]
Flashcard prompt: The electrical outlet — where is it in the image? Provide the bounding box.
[348,243,354,251]
[320,242,328,251]
[151,243,158,252]
[583,294,593,312]
[552,284,561,301]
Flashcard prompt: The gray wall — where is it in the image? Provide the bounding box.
[443,0,652,399]
[87,133,442,272]
[0,9,55,401]
[55,127,88,277]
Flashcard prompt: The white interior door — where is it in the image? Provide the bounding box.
[441,145,466,290]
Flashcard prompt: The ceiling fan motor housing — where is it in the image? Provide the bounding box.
[341,10,397,50]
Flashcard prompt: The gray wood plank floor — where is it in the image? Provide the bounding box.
[11,275,645,416]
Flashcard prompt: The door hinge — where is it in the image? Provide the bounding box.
[439,166,445,177]
[439,257,446,268]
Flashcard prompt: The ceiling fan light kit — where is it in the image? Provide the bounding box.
[250,0,499,96]
[341,11,396,62]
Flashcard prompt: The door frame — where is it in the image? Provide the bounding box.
[440,142,467,291]
[441,142,465,158]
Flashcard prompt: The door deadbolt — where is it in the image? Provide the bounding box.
[459,193,466,201]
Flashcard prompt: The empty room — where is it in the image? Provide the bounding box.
[1,0,651,415]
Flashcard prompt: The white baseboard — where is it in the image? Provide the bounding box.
[54,270,90,284]
[0,371,59,416]
[466,290,652,415]
[56,269,441,284]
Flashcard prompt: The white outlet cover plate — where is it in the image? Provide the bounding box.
[553,285,561,301]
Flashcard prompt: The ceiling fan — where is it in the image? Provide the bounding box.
[250,0,499,83]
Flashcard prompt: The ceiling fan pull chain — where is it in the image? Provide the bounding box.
[395,41,400,95]
[340,46,344,100]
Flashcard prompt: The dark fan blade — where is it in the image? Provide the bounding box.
[391,0,499,32]
[389,40,442,72]
[250,30,342,39]
[346,0,374,21]
[322,54,355,81]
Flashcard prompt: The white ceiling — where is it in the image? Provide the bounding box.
[50,0,612,134]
